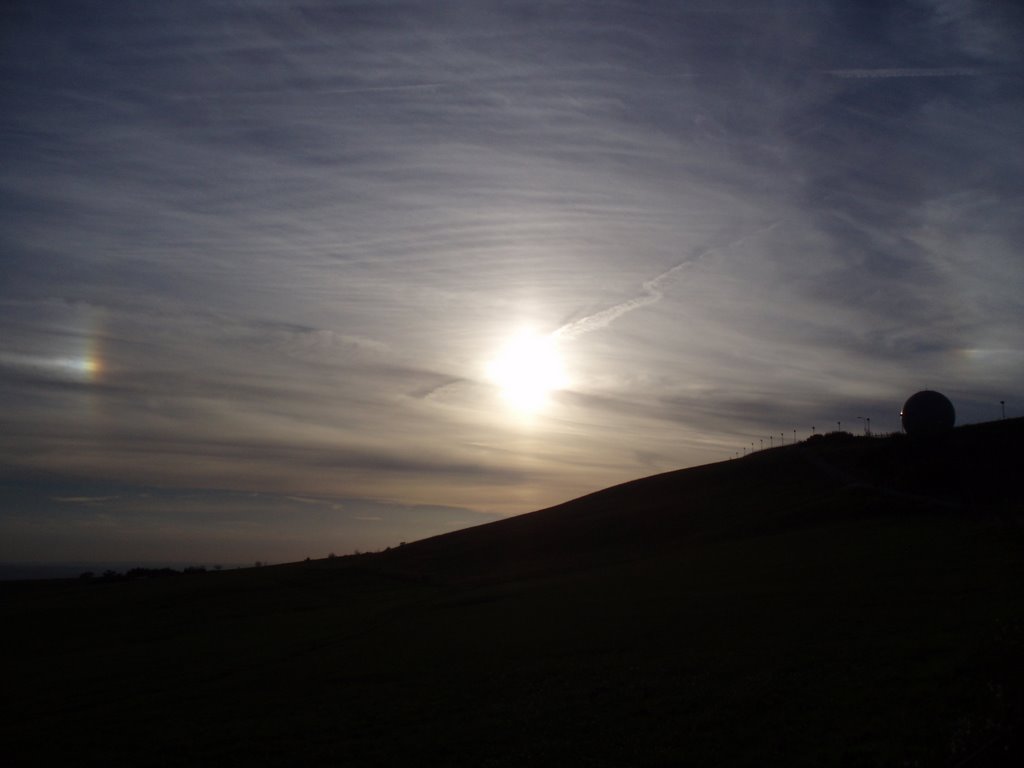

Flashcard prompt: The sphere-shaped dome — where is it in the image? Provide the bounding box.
[901,390,955,436]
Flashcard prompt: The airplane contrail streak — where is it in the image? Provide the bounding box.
[552,221,781,342]
[825,67,998,79]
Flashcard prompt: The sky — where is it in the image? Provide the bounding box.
[2,1,1022,566]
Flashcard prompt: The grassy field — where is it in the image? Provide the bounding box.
[3,421,1023,766]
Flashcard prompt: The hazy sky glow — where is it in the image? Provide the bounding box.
[2,1,1022,565]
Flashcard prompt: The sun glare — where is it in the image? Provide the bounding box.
[486,331,567,413]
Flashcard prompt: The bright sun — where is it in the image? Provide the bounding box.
[486,331,568,413]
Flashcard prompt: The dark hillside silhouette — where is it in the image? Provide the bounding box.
[376,417,1024,584]
[3,419,1022,767]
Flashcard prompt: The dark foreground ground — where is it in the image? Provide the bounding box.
[4,420,1023,766]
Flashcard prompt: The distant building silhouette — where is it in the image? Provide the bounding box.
[900,390,955,436]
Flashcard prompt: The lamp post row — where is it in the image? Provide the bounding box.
[735,417,868,458]
[733,400,1009,458]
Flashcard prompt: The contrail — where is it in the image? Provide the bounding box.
[825,67,998,79]
[551,262,688,341]
[552,221,781,342]
[320,82,444,96]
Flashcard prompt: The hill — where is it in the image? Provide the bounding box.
[3,420,1023,766]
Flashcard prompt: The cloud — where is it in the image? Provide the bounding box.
[1,470,500,563]
[825,67,1001,78]
[51,496,120,504]
[1,1,1021,562]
